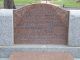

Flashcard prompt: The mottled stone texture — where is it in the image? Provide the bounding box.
[68,10,80,47]
[10,52,73,60]
[0,9,13,46]
[13,4,69,44]
[0,46,80,58]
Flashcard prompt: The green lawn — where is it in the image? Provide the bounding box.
[0,0,80,8]
[0,0,40,6]
[14,0,40,5]
[52,0,80,7]
[0,0,3,6]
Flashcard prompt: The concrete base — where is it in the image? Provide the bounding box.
[0,8,80,59]
[0,58,80,60]
[0,9,13,46]
[68,10,80,47]
[0,58,9,60]
[0,45,80,58]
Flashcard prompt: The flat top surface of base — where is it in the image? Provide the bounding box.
[10,52,73,60]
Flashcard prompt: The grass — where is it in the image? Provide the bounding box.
[63,0,80,7]
[14,0,40,5]
[0,0,80,8]
[0,0,40,7]
[52,0,80,8]
[0,0,3,6]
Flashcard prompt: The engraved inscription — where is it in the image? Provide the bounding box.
[14,4,69,44]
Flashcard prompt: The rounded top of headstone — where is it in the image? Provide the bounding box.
[0,9,13,16]
[15,4,64,11]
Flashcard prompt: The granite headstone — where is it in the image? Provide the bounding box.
[13,4,69,44]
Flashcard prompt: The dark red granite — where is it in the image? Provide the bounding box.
[10,52,73,60]
[13,4,69,44]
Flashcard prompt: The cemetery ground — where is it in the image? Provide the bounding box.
[0,0,80,8]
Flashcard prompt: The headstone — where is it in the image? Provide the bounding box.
[68,10,80,47]
[13,4,69,45]
[0,9,13,46]
[10,52,73,60]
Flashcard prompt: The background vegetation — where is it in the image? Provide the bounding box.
[0,0,80,8]
[14,0,40,5]
[0,0,3,6]
[52,0,80,7]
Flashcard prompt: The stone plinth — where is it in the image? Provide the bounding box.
[10,52,73,60]
[0,9,13,46]
[0,45,80,58]
[68,10,80,47]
